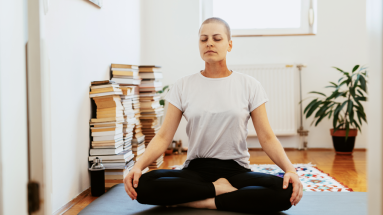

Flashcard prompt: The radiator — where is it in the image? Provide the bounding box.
[229,64,297,136]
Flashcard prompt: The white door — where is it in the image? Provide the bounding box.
[0,0,29,214]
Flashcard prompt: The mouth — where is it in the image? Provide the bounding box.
[205,51,216,54]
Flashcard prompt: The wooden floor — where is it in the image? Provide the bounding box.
[63,149,366,214]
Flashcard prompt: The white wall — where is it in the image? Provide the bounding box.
[0,0,29,214]
[46,0,141,212]
[366,0,383,213]
[141,0,369,149]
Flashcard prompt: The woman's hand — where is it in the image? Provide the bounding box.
[123,166,142,200]
[283,172,303,206]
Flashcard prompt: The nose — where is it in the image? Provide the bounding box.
[206,39,213,47]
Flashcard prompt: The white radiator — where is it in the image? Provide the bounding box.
[229,64,297,136]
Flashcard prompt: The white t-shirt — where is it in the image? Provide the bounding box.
[164,70,269,169]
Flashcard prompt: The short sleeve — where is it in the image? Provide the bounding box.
[249,80,269,113]
[164,79,183,112]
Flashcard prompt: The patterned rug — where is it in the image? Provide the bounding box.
[171,163,353,192]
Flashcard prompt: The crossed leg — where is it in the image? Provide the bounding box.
[135,169,293,214]
[215,171,294,214]
[135,169,215,205]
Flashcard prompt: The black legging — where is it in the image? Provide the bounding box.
[135,158,293,214]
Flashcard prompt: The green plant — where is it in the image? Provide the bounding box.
[158,85,169,106]
[300,65,368,141]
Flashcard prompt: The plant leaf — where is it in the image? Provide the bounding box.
[347,100,354,124]
[328,110,333,119]
[333,67,346,73]
[306,100,322,118]
[359,75,367,92]
[336,80,348,91]
[315,111,331,126]
[333,103,341,129]
[304,99,318,114]
[315,102,332,118]
[330,82,338,87]
[352,65,360,73]
[308,91,327,97]
[345,121,350,141]
[353,119,362,133]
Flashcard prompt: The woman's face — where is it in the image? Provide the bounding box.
[199,23,232,64]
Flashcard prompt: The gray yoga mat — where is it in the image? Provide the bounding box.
[78,183,367,215]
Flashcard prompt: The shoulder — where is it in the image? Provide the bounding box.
[172,72,201,86]
[232,70,261,86]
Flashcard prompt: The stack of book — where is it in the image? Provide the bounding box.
[119,85,137,151]
[110,64,141,85]
[110,64,146,164]
[139,65,165,169]
[89,80,147,188]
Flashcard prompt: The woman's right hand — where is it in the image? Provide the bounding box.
[123,166,142,200]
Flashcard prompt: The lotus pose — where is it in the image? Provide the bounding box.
[124,17,303,214]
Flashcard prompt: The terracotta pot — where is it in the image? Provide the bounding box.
[165,149,173,155]
[330,128,358,155]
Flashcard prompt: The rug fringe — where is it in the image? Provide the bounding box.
[311,166,354,192]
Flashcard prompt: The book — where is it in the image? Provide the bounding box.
[91,80,116,85]
[90,83,120,89]
[111,64,139,69]
[139,72,163,79]
[92,134,123,142]
[89,146,124,156]
[111,78,141,85]
[90,117,124,123]
[89,91,123,98]
[91,130,123,137]
[89,149,133,161]
[90,87,122,94]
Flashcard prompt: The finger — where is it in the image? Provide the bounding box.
[283,174,290,189]
[291,182,301,204]
[124,183,133,200]
[294,184,304,206]
[126,175,136,199]
[124,176,133,200]
[290,182,299,204]
[128,174,138,199]
[133,172,141,188]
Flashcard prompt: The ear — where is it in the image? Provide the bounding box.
[228,40,233,52]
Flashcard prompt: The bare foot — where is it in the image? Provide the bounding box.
[212,178,238,196]
[175,198,217,209]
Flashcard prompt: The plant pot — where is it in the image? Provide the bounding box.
[165,148,173,156]
[330,128,358,155]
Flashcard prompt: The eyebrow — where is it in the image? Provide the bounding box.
[200,34,222,37]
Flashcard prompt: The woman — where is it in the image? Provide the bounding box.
[123,17,303,214]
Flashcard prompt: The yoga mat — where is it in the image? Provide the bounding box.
[78,183,367,215]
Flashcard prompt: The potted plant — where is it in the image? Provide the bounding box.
[300,65,368,154]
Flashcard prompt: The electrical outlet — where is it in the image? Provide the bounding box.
[89,0,102,8]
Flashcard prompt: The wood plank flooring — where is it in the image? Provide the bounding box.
[63,149,366,214]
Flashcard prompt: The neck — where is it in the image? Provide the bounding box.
[202,60,232,78]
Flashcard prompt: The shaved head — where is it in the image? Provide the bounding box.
[199,17,231,41]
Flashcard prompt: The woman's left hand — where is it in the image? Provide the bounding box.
[283,172,303,206]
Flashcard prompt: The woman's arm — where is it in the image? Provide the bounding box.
[250,103,303,206]
[124,103,183,199]
[134,103,183,170]
[250,103,295,172]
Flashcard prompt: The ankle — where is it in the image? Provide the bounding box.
[205,198,217,210]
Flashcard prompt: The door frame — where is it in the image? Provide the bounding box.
[27,0,52,214]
